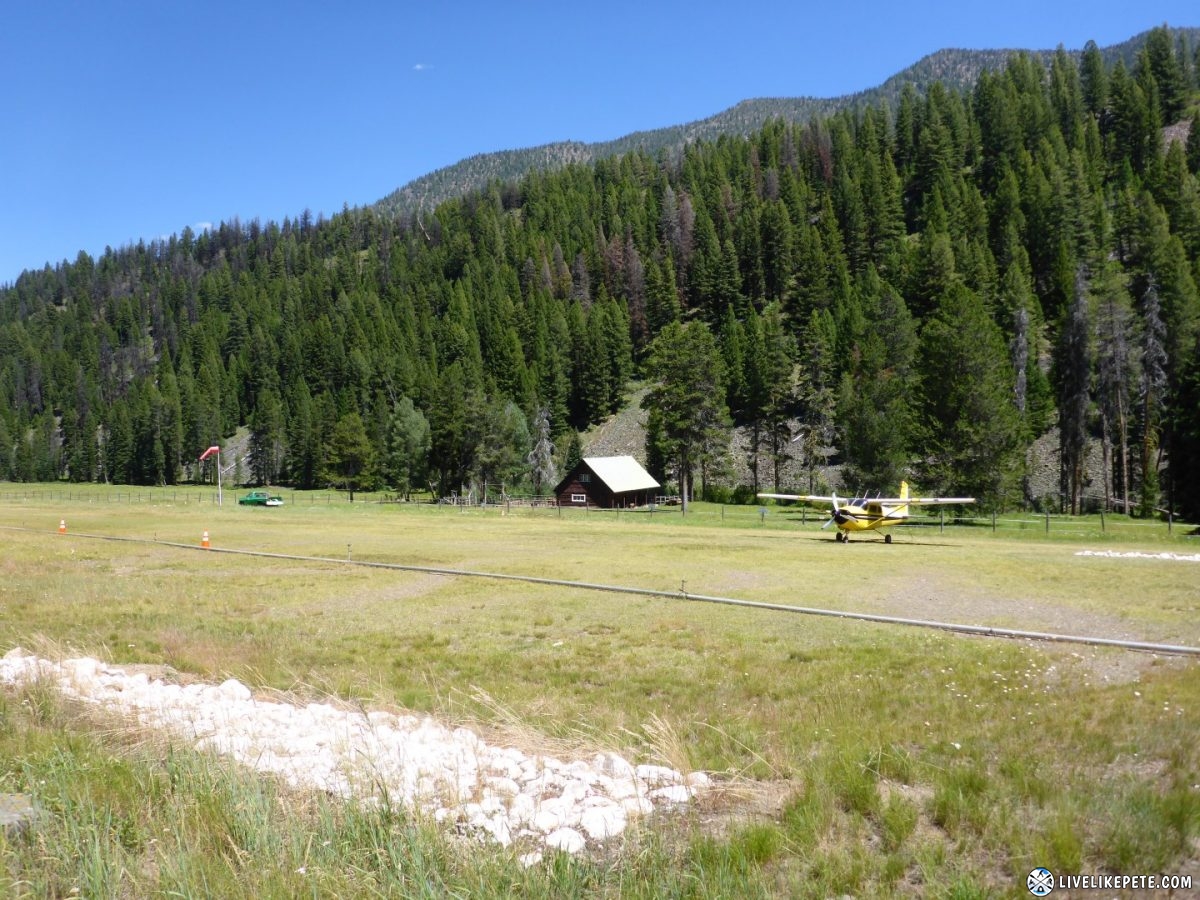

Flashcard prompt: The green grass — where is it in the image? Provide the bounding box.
[1,487,1198,897]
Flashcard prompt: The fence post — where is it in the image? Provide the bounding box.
[1045,509,1050,534]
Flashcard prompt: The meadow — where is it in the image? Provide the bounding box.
[1,486,1198,898]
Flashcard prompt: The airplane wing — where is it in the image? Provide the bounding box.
[757,493,836,505]
[758,492,974,505]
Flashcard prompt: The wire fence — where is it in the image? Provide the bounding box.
[1,486,1194,541]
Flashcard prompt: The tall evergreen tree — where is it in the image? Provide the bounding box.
[1137,279,1168,517]
[1080,40,1108,117]
[248,388,285,486]
[1095,270,1136,513]
[1057,269,1093,514]
[917,284,1023,505]
[643,321,729,510]
[839,285,917,490]
[384,396,431,499]
[526,407,558,498]
[324,411,376,500]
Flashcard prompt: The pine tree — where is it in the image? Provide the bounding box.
[157,355,183,484]
[248,388,284,486]
[1057,269,1093,514]
[1095,269,1136,513]
[526,407,558,498]
[1080,40,1108,117]
[1138,279,1168,517]
[839,286,917,490]
[325,411,376,501]
[1188,111,1200,176]
[643,321,729,511]
[429,362,474,496]
[794,309,838,493]
[285,379,320,490]
[1141,26,1188,124]
[759,303,798,491]
[384,396,431,499]
[563,431,583,475]
[917,284,1023,505]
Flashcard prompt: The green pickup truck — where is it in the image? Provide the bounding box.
[238,490,284,507]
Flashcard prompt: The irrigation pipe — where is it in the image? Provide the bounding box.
[12,525,1200,658]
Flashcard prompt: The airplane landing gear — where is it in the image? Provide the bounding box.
[884,534,892,544]
[834,532,844,542]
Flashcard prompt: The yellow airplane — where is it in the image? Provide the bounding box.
[758,481,975,543]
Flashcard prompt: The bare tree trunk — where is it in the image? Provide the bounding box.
[1117,396,1129,514]
[1100,409,1112,513]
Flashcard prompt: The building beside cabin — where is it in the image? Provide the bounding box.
[554,456,661,509]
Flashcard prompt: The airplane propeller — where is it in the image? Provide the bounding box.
[822,493,839,528]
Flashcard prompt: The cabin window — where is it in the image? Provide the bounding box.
[571,493,587,504]
[579,474,591,483]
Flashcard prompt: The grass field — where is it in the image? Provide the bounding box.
[1,487,1198,897]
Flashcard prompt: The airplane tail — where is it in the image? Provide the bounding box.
[891,481,910,518]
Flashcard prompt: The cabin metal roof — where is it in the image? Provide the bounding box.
[582,456,660,494]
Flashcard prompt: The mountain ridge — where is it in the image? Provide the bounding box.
[375,26,1200,219]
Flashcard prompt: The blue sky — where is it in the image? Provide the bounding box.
[2,1,1196,284]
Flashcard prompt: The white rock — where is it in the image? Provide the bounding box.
[579,803,626,840]
[544,827,586,853]
[637,764,682,784]
[532,807,563,833]
[218,678,251,701]
[484,776,521,797]
[649,784,691,804]
[594,752,636,780]
[0,651,708,856]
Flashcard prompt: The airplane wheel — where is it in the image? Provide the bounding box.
[884,534,892,544]
[834,532,843,542]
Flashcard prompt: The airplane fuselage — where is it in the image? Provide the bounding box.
[830,502,908,539]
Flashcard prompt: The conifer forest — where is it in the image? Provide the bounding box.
[2,28,1200,518]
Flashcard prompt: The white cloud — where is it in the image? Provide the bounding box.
[412,63,431,72]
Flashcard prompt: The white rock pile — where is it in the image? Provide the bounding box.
[0,648,708,860]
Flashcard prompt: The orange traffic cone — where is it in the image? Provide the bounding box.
[201,530,210,549]
[58,519,67,534]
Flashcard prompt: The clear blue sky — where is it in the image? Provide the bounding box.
[2,1,1195,284]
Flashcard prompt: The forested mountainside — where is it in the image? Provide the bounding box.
[3,27,1200,517]
[376,27,1200,220]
